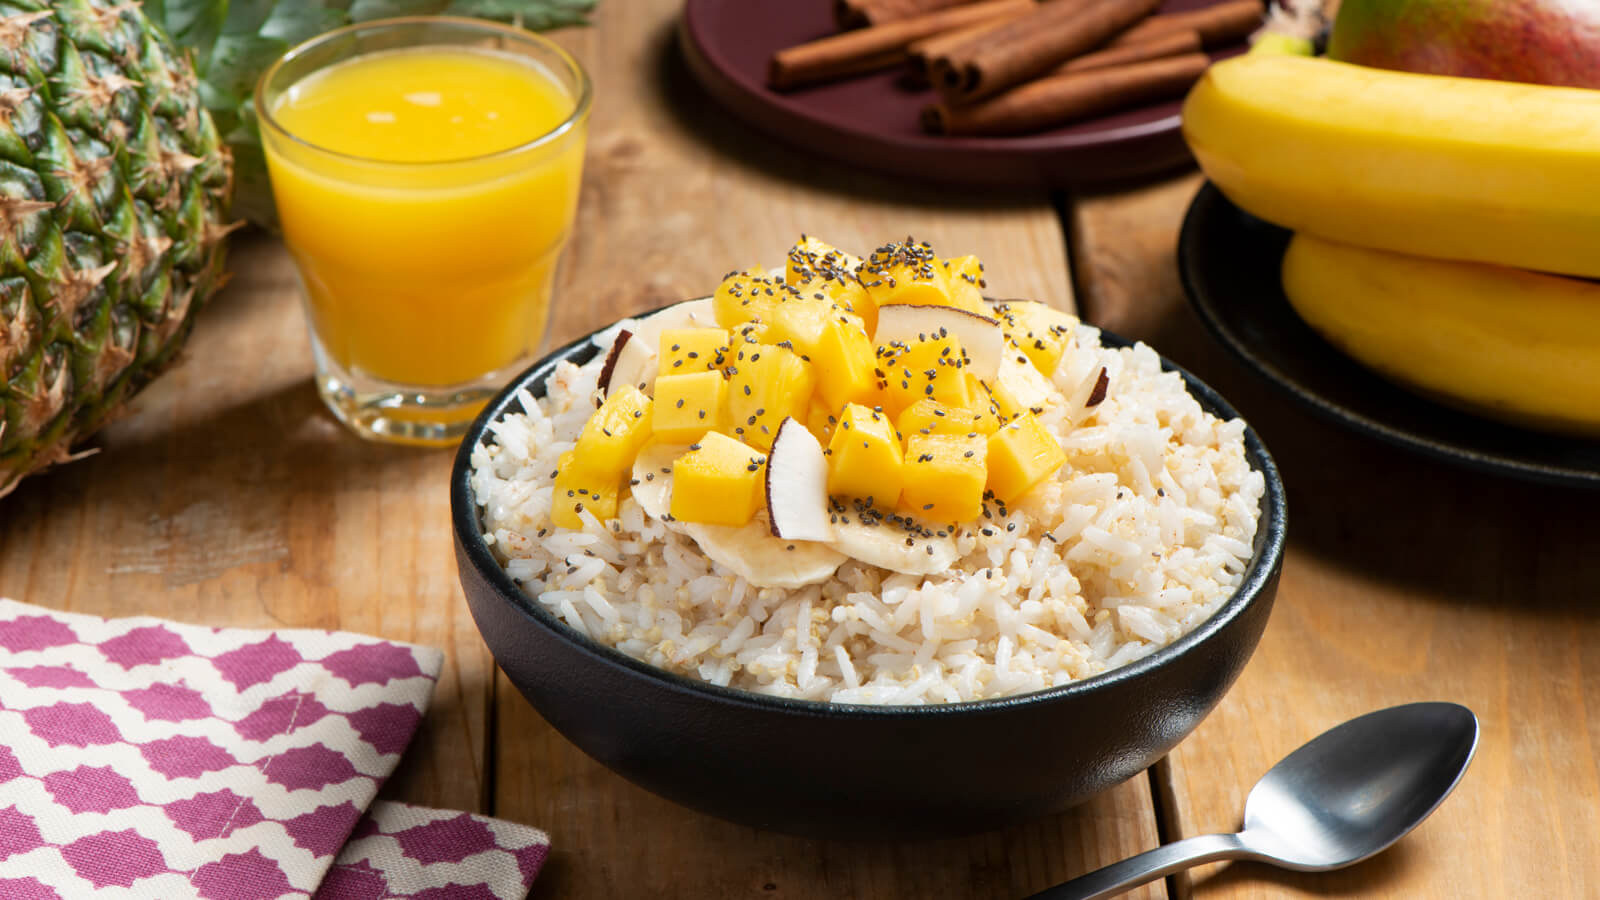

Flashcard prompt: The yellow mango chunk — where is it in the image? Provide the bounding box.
[551,450,619,530]
[652,370,728,444]
[727,319,770,352]
[940,255,988,314]
[786,235,862,286]
[826,403,903,509]
[726,342,815,451]
[985,369,1029,421]
[770,302,877,411]
[986,413,1067,504]
[900,432,987,523]
[574,384,654,476]
[806,396,839,444]
[896,398,998,440]
[764,292,834,350]
[878,332,973,418]
[858,239,953,309]
[659,328,729,374]
[995,301,1077,376]
[670,431,767,526]
[786,236,877,335]
[712,270,782,329]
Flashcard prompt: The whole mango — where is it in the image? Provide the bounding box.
[1327,0,1600,88]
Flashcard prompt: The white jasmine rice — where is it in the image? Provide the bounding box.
[470,316,1264,705]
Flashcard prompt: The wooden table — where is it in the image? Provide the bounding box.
[3,2,1595,897]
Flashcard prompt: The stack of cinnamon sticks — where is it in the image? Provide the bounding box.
[768,0,1265,137]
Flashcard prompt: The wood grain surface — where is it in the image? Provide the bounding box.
[1071,173,1600,899]
[495,4,1168,899]
[3,0,1590,895]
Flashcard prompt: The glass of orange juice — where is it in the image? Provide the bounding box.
[255,18,590,445]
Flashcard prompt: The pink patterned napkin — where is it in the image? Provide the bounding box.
[0,599,548,900]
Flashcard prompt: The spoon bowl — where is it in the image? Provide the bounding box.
[1030,702,1479,900]
[1241,701,1479,871]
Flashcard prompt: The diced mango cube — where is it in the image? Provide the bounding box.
[984,369,1029,421]
[670,431,767,526]
[652,371,727,443]
[765,292,834,351]
[574,384,654,476]
[900,432,987,523]
[773,306,876,410]
[833,277,876,337]
[786,236,877,336]
[726,342,815,451]
[726,319,771,354]
[986,413,1067,504]
[786,235,862,286]
[712,269,781,329]
[858,239,953,308]
[659,328,729,373]
[826,403,903,508]
[896,398,998,440]
[806,396,839,444]
[940,255,988,314]
[878,332,973,417]
[994,301,1077,377]
[551,450,619,530]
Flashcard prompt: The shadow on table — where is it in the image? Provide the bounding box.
[525,767,1168,899]
[642,19,1047,211]
[1104,275,1600,617]
[1066,175,1600,615]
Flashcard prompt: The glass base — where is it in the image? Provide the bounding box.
[311,338,512,447]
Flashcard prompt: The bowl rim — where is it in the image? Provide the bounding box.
[450,302,1287,719]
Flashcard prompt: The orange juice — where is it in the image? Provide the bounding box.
[264,45,586,387]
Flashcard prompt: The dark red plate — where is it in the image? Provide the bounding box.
[678,0,1241,187]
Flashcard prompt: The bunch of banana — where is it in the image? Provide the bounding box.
[1181,51,1600,434]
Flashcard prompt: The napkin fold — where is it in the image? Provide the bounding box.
[0,598,547,900]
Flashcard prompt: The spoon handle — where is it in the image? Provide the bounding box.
[1024,832,1253,900]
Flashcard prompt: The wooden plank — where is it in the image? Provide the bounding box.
[538,5,1075,350]
[485,2,1166,896]
[498,671,1165,899]
[1071,174,1600,898]
[0,233,492,813]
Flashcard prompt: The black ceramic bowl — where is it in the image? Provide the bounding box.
[451,308,1287,840]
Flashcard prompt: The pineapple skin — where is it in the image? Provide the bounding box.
[0,0,233,497]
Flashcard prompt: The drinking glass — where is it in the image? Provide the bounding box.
[256,18,591,445]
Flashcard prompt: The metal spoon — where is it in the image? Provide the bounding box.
[1028,702,1479,900]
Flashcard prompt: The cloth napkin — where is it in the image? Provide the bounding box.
[0,598,548,899]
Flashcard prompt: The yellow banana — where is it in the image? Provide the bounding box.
[1281,233,1600,435]
[1183,53,1600,279]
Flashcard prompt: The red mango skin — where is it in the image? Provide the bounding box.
[1327,0,1600,88]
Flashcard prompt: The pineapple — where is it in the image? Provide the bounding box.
[0,0,234,498]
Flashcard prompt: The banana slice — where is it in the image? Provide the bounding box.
[681,521,848,590]
[629,442,845,589]
[827,516,960,576]
[629,441,679,518]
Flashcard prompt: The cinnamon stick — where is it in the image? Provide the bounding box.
[922,52,1210,136]
[771,0,1035,90]
[933,0,1162,103]
[861,0,984,27]
[907,9,1035,78]
[1110,0,1264,48]
[1057,28,1200,74]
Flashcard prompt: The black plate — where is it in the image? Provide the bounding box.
[1178,182,1600,489]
